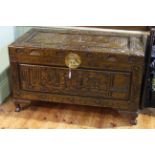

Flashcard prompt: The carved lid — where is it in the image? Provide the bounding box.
[10,27,149,57]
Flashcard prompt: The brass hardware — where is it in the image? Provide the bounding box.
[65,53,81,79]
[65,53,81,69]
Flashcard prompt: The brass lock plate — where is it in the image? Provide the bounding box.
[65,53,81,69]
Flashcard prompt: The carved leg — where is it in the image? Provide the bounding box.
[14,99,31,112]
[130,118,137,125]
[15,103,21,112]
[130,111,138,126]
[118,110,139,126]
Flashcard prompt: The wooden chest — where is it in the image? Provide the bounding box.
[9,27,148,113]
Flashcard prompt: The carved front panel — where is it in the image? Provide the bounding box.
[19,64,131,101]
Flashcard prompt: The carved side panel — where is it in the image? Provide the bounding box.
[19,64,131,101]
[129,65,144,110]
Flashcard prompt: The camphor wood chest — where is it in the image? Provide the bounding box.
[9,27,148,113]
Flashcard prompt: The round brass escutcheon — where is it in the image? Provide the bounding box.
[65,53,81,69]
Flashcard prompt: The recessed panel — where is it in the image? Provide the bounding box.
[19,64,131,100]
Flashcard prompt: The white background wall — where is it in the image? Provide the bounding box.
[0,27,15,73]
[15,26,32,39]
[0,26,15,103]
[0,26,33,76]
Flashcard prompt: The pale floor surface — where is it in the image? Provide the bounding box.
[0,97,155,129]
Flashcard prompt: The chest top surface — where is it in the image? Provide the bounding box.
[10,27,149,57]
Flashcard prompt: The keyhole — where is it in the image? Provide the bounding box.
[69,68,72,79]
